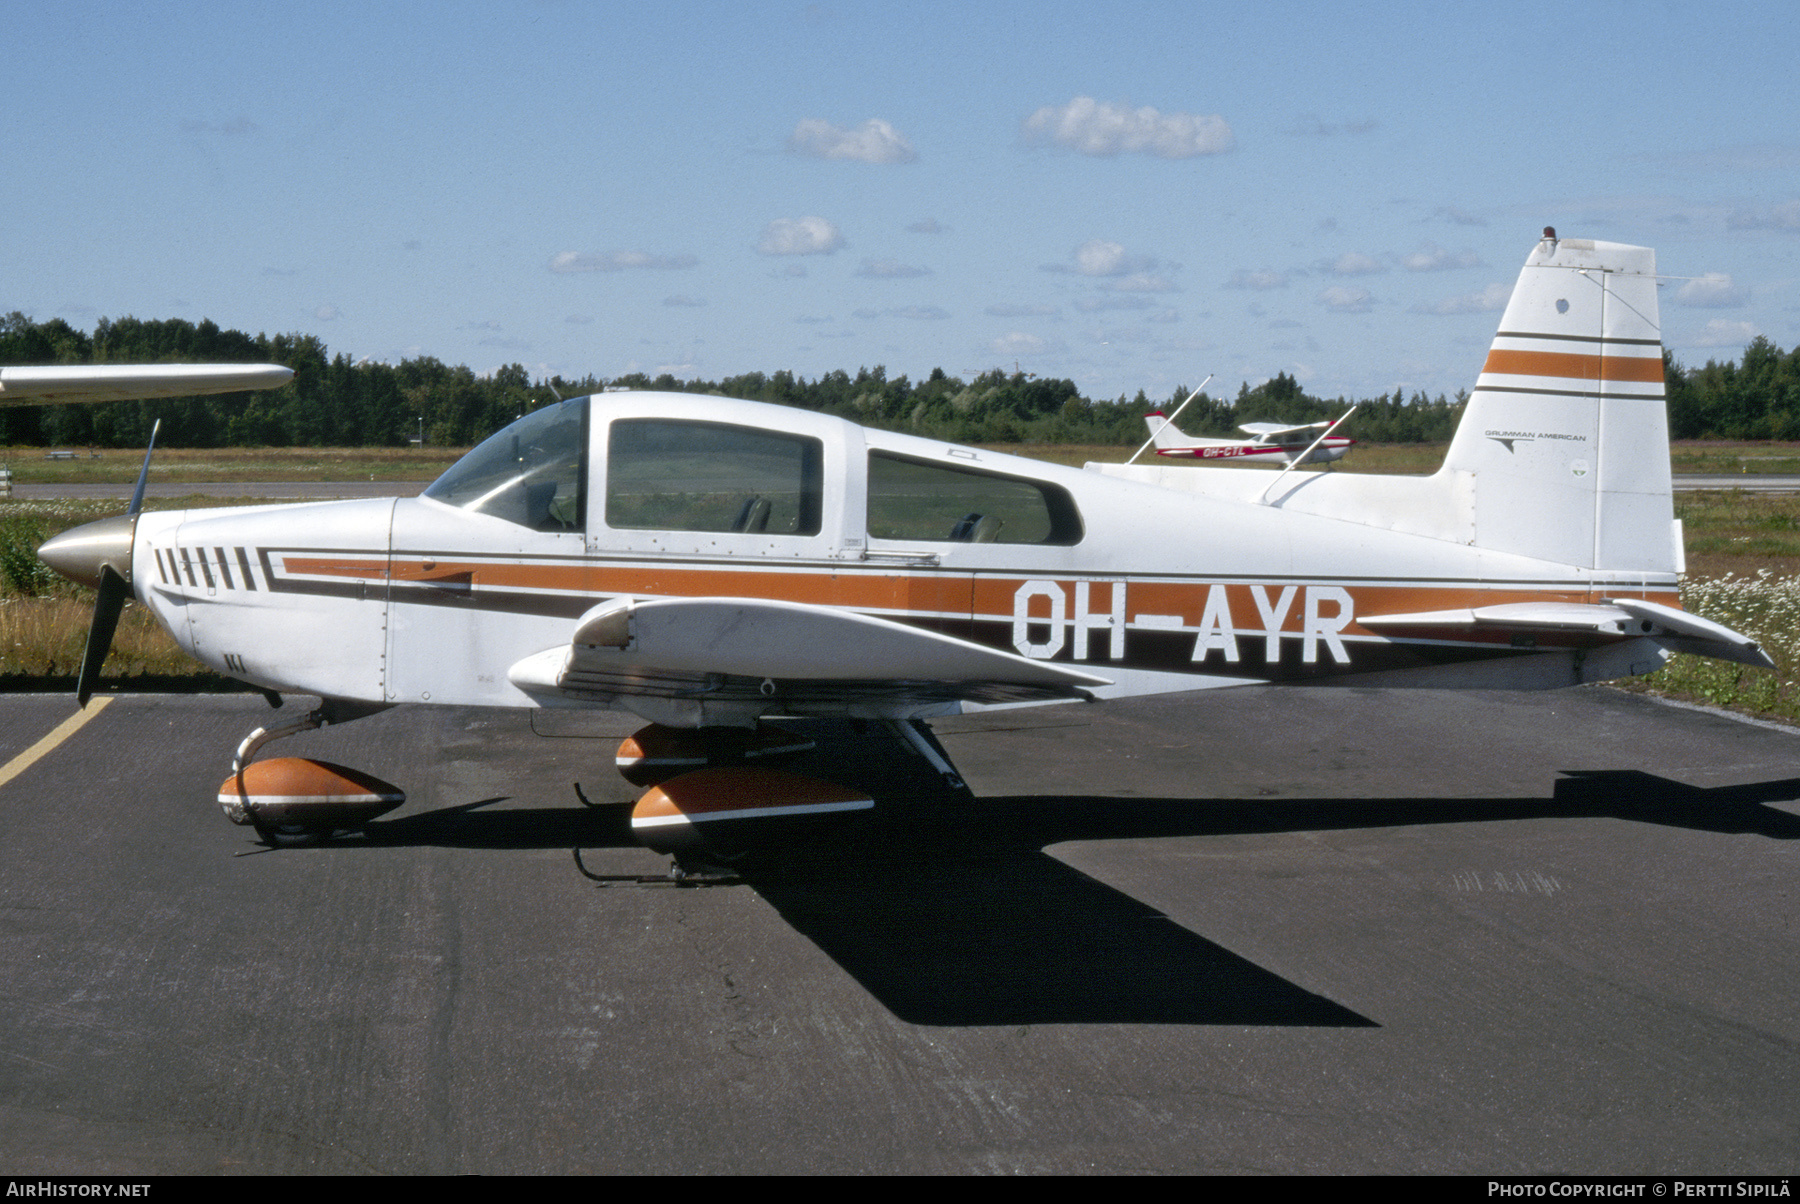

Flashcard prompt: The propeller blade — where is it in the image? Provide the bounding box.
[76,565,129,708]
[128,418,160,515]
[65,421,157,706]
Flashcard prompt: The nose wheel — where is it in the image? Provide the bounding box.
[218,702,405,843]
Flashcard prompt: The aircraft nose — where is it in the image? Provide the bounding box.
[38,514,135,591]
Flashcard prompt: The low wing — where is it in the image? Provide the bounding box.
[0,363,293,406]
[1360,599,1774,668]
[508,596,1112,721]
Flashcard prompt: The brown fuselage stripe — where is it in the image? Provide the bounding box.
[278,555,1681,635]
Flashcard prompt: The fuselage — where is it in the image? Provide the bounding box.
[122,390,1678,716]
[1154,436,1354,464]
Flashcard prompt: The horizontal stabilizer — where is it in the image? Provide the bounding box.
[0,363,293,406]
[1360,600,1773,668]
[1601,596,1775,668]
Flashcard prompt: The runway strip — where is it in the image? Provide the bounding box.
[0,696,109,790]
[2,687,1797,1173]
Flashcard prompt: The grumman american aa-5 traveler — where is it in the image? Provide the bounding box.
[31,230,1775,862]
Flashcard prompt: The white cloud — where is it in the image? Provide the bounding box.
[549,250,698,273]
[1047,239,1163,278]
[1727,200,1800,231]
[1224,268,1288,290]
[1022,96,1233,159]
[314,304,340,321]
[1412,281,1510,315]
[1100,272,1177,294]
[855,258,931,278]
[1676,272,1748,308]
[1402,243,1482,272]
[989,332,1053,356]
[1076,295,1156,312]
[1320,252,1385,276]
[986,303,1060,318]
[757,217,844,256]
[1077,240,1135,276]
[788,118,918,164]
[1318,286,1374,314]
[906,218,946,234]
[1692,318,1762,347]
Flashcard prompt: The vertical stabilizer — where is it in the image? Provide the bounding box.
[1145,412,1187,451]
[1442,231,1675,572]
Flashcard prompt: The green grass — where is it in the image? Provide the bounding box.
[1618,570,1800,723]
[1668,440,1800,475]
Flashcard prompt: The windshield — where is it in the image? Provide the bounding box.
[423,397,589,531]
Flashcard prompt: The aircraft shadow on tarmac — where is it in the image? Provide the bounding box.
[312,735,1800,1029]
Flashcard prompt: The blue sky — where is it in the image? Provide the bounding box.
[7,0,1799,406]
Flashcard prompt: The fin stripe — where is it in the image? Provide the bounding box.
[1481,349,1664,383]
[1493,330,1660,347]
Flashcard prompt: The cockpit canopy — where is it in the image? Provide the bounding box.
[423,391,1082,548]
[423,396,588,531]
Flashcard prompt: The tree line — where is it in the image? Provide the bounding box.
[1665,338,1800,441]
[6,310,1789,450]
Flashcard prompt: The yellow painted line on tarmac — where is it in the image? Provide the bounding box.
[0,698,113,791]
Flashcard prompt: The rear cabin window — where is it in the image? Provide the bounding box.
[606,419,824,536]
[866,452,1083,545]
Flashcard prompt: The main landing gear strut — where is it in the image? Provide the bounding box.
[217,700,403,844]
[573,716,968,884]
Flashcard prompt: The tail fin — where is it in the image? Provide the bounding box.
[1145,412,1189,451]
[1442,231,1677,572]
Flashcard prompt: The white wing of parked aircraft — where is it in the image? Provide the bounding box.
[0,363,292,405]
[36,230,1773,861]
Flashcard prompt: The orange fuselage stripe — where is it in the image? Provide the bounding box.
[281,556,1683,632]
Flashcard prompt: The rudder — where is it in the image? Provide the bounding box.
[1442,230,1677,573]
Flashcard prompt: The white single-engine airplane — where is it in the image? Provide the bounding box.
[1142,411,1356,465]
[30,230,1775,858]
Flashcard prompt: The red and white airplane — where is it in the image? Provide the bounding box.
[1142,411,1356,465]
[28,229,1773,861]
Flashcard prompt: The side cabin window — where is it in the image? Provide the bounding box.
[866,452,1083,545]
[422,397,588,532]
[606,419,824,536]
